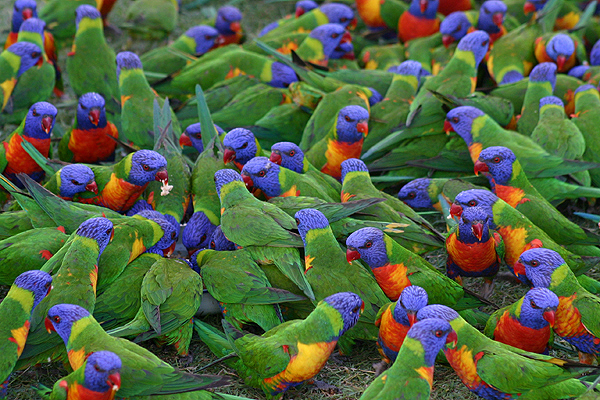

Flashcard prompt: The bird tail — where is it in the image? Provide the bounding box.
[193,319,235,359]
[458,309,491,327]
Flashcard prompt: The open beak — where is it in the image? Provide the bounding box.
[444,120,454,135]
[85,180,98,194]
[154,169,168,184]
[442,35,455,48]
[107,372,121,392]
[22,8,33,20]
[223,148,236,164]
[242,173,254,189]
[346,248,361,263]
[407,312,417,326]
[471,222,483,241]
[449,203,463,218]
[41,115,53,134]
[473,160,489,175]
[45,317,56,333]
[356,121,369,136]
[229,21,241,33]
[543,309,556,327]
[341,31,352,44]
[445,330,458,348]
[163,241,177,257]
[88,108,100,126]
[420,0,428,14]
[269,152,282,165]
[179,132,193,148]
[513,260,528,283]
[523,1,536,14]
[556,55,566,71]
[492,12,504,27]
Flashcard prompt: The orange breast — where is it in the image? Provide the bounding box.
[443,345,484,390]
[4,32,18,50]
[321,139,364,180]
[438,0,471,15]
[446,233,498,273]
[493,311,551,353]
[555,294,589,338]
[69,123,119,163]
[4,134,50,176]
[378,306,410,353]
[371,263,411,301]
[356,0,387,28]
[66,381,117,400]
[493,184,527,208]
[398,12,440,43]
[98,173,148,212]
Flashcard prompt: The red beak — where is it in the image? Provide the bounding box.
[471,222,483,241]
[41,116,53,134]
[107,372,121,391]
[356,121,369,136]
[163,241,177,257]
[22,8,33,20]
[179,132,193,148]
[420,0,428,13]
[445,330,458,346]
[492,12,504,27]
[45,317,56,333]
[154,169,168,184]
[242,173,254,189]
[269,152,282,165]
[341,31,352,44]
[556,55,567,71]
[407,312,417,326]
[295,8,305,18]
[444,120,454,134]
[349,17,357,30]
[88,108,100,126]
[513,261,527,279]
[346,248,361,263]
[85,181,98,194]
[449,203,463,218]
[229,21,241,33]
[442,35,455,48]
[473,160,489,175]
[543,309,556,327]
[523,1,536,14]
[223,148,236,164]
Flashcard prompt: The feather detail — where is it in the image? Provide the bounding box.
[493,184,528,208]
[555,294,600,355]
[321,139,364,180]
[8,320,30,357]
[444,346,507,398]
[446,233,499,277]
[281,185,300,197]
[371,263,411,301]
[68,123,119,163]
[66,381,118,400]
[377,306,410,362]
[68,348,88,370]
[398,12,440,43]
[3,134,50,177]
[493,311,551,353]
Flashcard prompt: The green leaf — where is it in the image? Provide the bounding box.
[195,84,221,154]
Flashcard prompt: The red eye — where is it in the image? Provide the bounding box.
[71,180,80,185]
[195,133,202,138]
[365,240,372,248]
[407,192,416,199]
[240,143,248,149]
[435,330,444,337]
[106,228,112,235]
[295,218,300,225]
[352,306,359,313]
[492,157,500,163]
[530,300,538,308]
[32,51,40,58]
[32,108,39,116]
[451,117,459,123]
[142,165,150,171]
[171,232,176,240]
[531,260,539,267]
[289,150,295,156]
[340,17,348,22]
[482,40,489,46]
[200,234,206,243]
[468,200,477,207]
[331,33,339,39]
[258,170,266,177]
[345,116,351,122]
[210,241,216,248]
[53,316,61,323]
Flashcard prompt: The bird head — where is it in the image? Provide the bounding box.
[75,4,101,31]
[45,304,91,345]
[13,270,52,310]
[185,25,220,55]
[223,128,259,168]
[58,164,98,198]
[450,189,497,220]
[336,105,369,144]
[75,217,114,256]
[398,178,434,209]
[209,225,237,251]
[440,11,471,47]
[340,158,369,184]
[345,227,388,269]
[320,3,355,28]
[522,287,559,328]
[270,142,304,173]
[127,150,168,187]
[444,106,484,145]
[269,61,298,88]
[517,248,566,289]
[474,146,516,187]
[456,30,490,67]
[182,211,217,256]
[136,210,178,257]
[240,156,280,198]
[545,34,575,71]
[322,292,364,336]
[396,285,429,326]
[116,51,143,82]
[8,41,43,77]
[215,6,243,36]
[294,208,330,245]
[295,0,318,17]
[24,101,57,139]
[84,351,122,394]
[529,62,557,90]
[12,0,37,32]
[77,92,107,130]
[407,319,457,365]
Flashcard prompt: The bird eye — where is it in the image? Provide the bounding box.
[407,192,416,199]
[482,40,489,47]
[240,143,248,149]
[345,116,351,122]
[81,105,87,110]
[531,260,539,267]
[352,306,359,313]
[468,200,477,207]
[340,17,348,22]
[289,150,295,157]
[210,240,216,248]
[463,217,470,224]
[451,117,459,123]
[142,164,150,171]
[71,180,80,185]
[171,232,176,240]
[195,133,202,138]
[258,170,266,177]
[455,24,462,33]
[32,108,39,117]
[530,299,539,308]
[365,240,372,248]
[32,51,40,58]
[200,234,206,243]
[53,316,61,323]
[205,35,212,40]
[331,33,339,39]
[295,218,300,225]
[435,330,443,337]
[106,228,112,235]
[492,157,500,163]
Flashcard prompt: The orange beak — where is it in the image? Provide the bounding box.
[444,120,454,135]
[523,1,536,14]
[407,312,417,326]
[242,173,254,189]
[179,132,193,148]
[543,309,556,327]
[471,222,483,241]
[420,0,428,13]
[445,330,458,346]
[107,372,121,392]
[346,248,361,263]
[556,55,566,71]
[41,116,53,134]
[513,261,527,281]
[341,31,353,44]
[229,21,241,33]
[442,35,455,48]
[269,152,282,165]
[85,181,98,194]
[223,148,236,164]
[88,108,100,126]
[154,169,168,184]
[473,160,489,175]
[449,203,463,218]
[356,121,369,136]
[22,8,33,20]
[492,12,504,27]
[163,241,177,257]
[45,317,56,333]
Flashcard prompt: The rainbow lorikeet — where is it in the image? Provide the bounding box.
[304,105,369,181]
[106,258,202,356]
[16,217,114,368]
[192,248,305,331]
[1,102,56,186]
[182,211,218,256]
[58,92,119,163]
[472,1,508,45]
[45,304,229,397]
[0,226,67,285]
[37,0,97,41]
[534,33,579,73]
[0,42,43,113]
[42,164,98,200]
[124,0,179,40]
[418,304,599,399]
[519,248,600,364]
[374,285,428,366]
[341,159,445,253]
[133,210,177,257]
[0,270,52,389]
[179,123,224,155]
[294,24,353,67]
[37,350,121,400]
[222,128,264,171]
[360,318,457,400]
[474,146,597,248]
[208,225,236,251]
[241,157,337,202]
[518,62,557,137]
[259,1,318,37]
[484,287,558,354]
[74,150,168,213]
[446,205,504,298]
[359,44,405,71]
[398,0,440,43]
[3,0,36,49]
[214,6,243,46]
[439,11,472,48]
[195,292,363,399]
[571,84,600,188]
[66,6,119,120]
[345,226,491,309]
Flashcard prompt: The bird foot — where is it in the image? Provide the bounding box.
[481,280,495,299]
[178,353,194,367]
[309,379,339,394]
[373,360,390,377]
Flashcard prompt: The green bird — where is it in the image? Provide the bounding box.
[404,32,443,73]
[340,159,445,254]
[0,42,43,114]
[45,304,229,397]
[359,43,405,71]
[0,226,67,285]
[124,0,179,40]
[194,291,363,399]
[65,5,119,120]
[117,51,181,150]
[106,258,202,356]
[572,84,600,188]
[417,304,599,399]
[17,217,114,368]
[37,0,96,41]
[0,210,33,240]
[246,103,311,148]
[192,248,305,331]
[0,270,52,390]
[294,208,389,351]
[141,25,219,85]
[359,318,457,400]
[517,62,557,136]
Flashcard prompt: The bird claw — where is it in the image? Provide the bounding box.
[178,353,194,367]
[373,360,390,377]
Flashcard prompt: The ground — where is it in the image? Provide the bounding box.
[0,0,598,399]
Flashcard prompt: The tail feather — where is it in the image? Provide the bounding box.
[193,319,234,359]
